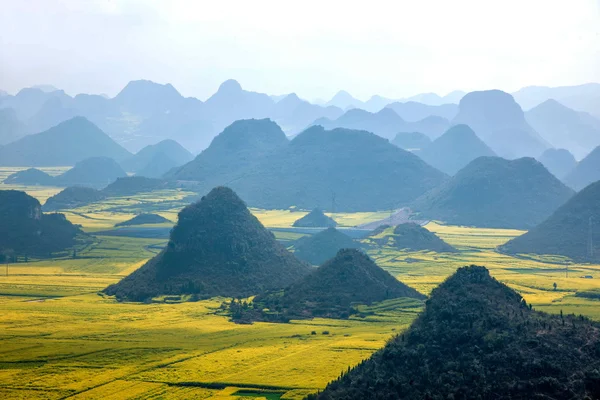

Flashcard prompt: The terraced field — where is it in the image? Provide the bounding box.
[2,184,600,399]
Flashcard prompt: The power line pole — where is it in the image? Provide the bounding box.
[589,216,594,258]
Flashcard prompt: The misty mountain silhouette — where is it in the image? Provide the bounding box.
[564,145,600,191]
[418,124,496,175]
[412,156,574,229]
[452,90,549,158]
[0,117,131,166]
[537,148,577,180]
[526,99,600,159]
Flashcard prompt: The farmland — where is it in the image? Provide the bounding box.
[2,181,600,399]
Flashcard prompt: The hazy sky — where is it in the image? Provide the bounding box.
[1,0,599,101]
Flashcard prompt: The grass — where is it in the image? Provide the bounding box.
[3,185,600,398]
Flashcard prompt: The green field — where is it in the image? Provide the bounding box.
[2,183,600,399]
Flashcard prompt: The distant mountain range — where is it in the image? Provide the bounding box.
[512,83,600,118]
[311,108,450,140]
[1,80,599,159]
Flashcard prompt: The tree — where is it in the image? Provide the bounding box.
[553,282,557,291]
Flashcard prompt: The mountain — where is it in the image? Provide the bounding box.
[240,248,425,321]
[169,118,289,183]
[407,115,451,139]
[3,168,55,186]
[537,148,577,180]
[292,228,360,266]
[135,152,179,178]
[369,223,457,253]
[391,131,431,151]
[315,108,405,140]
[0,117,132,166]
[364,95,395,112]
[101,176,175,197]
[501,180,600,261]
[27,96,80,134]
[564,146,600,191]
[292,209,337,228]
[115,213,171,227]
[271,93,343,133]
[103,187,311,301]
[417,124,496,175]
[525,99,600,159]
[405,90,466,105]
[310,265,600,400]
[53,157,126,188]
[173,122,448,211]
[43,186,106,211]
[326,90,364,110]
[0,108,27,145]
[120,139,193,173]
[412,157,575,229]
[113,80,188,118]
[0,87,72,121]
[513,83,600,117]
[452,90,549,158]
[203,79,274,130]
[246,126,448,211]
[385,101,458,122]
[172,122,447,211]
[0,190,82,257]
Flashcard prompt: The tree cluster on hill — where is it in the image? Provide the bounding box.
[103,187,311,301]
[231,249,425,323]
[0,190,83,258]
[309,265,600,399]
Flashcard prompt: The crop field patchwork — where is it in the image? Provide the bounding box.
[2,187,600,398]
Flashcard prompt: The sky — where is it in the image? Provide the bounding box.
[1,0,599,101]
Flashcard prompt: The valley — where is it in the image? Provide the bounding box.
[2,184,600,399]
